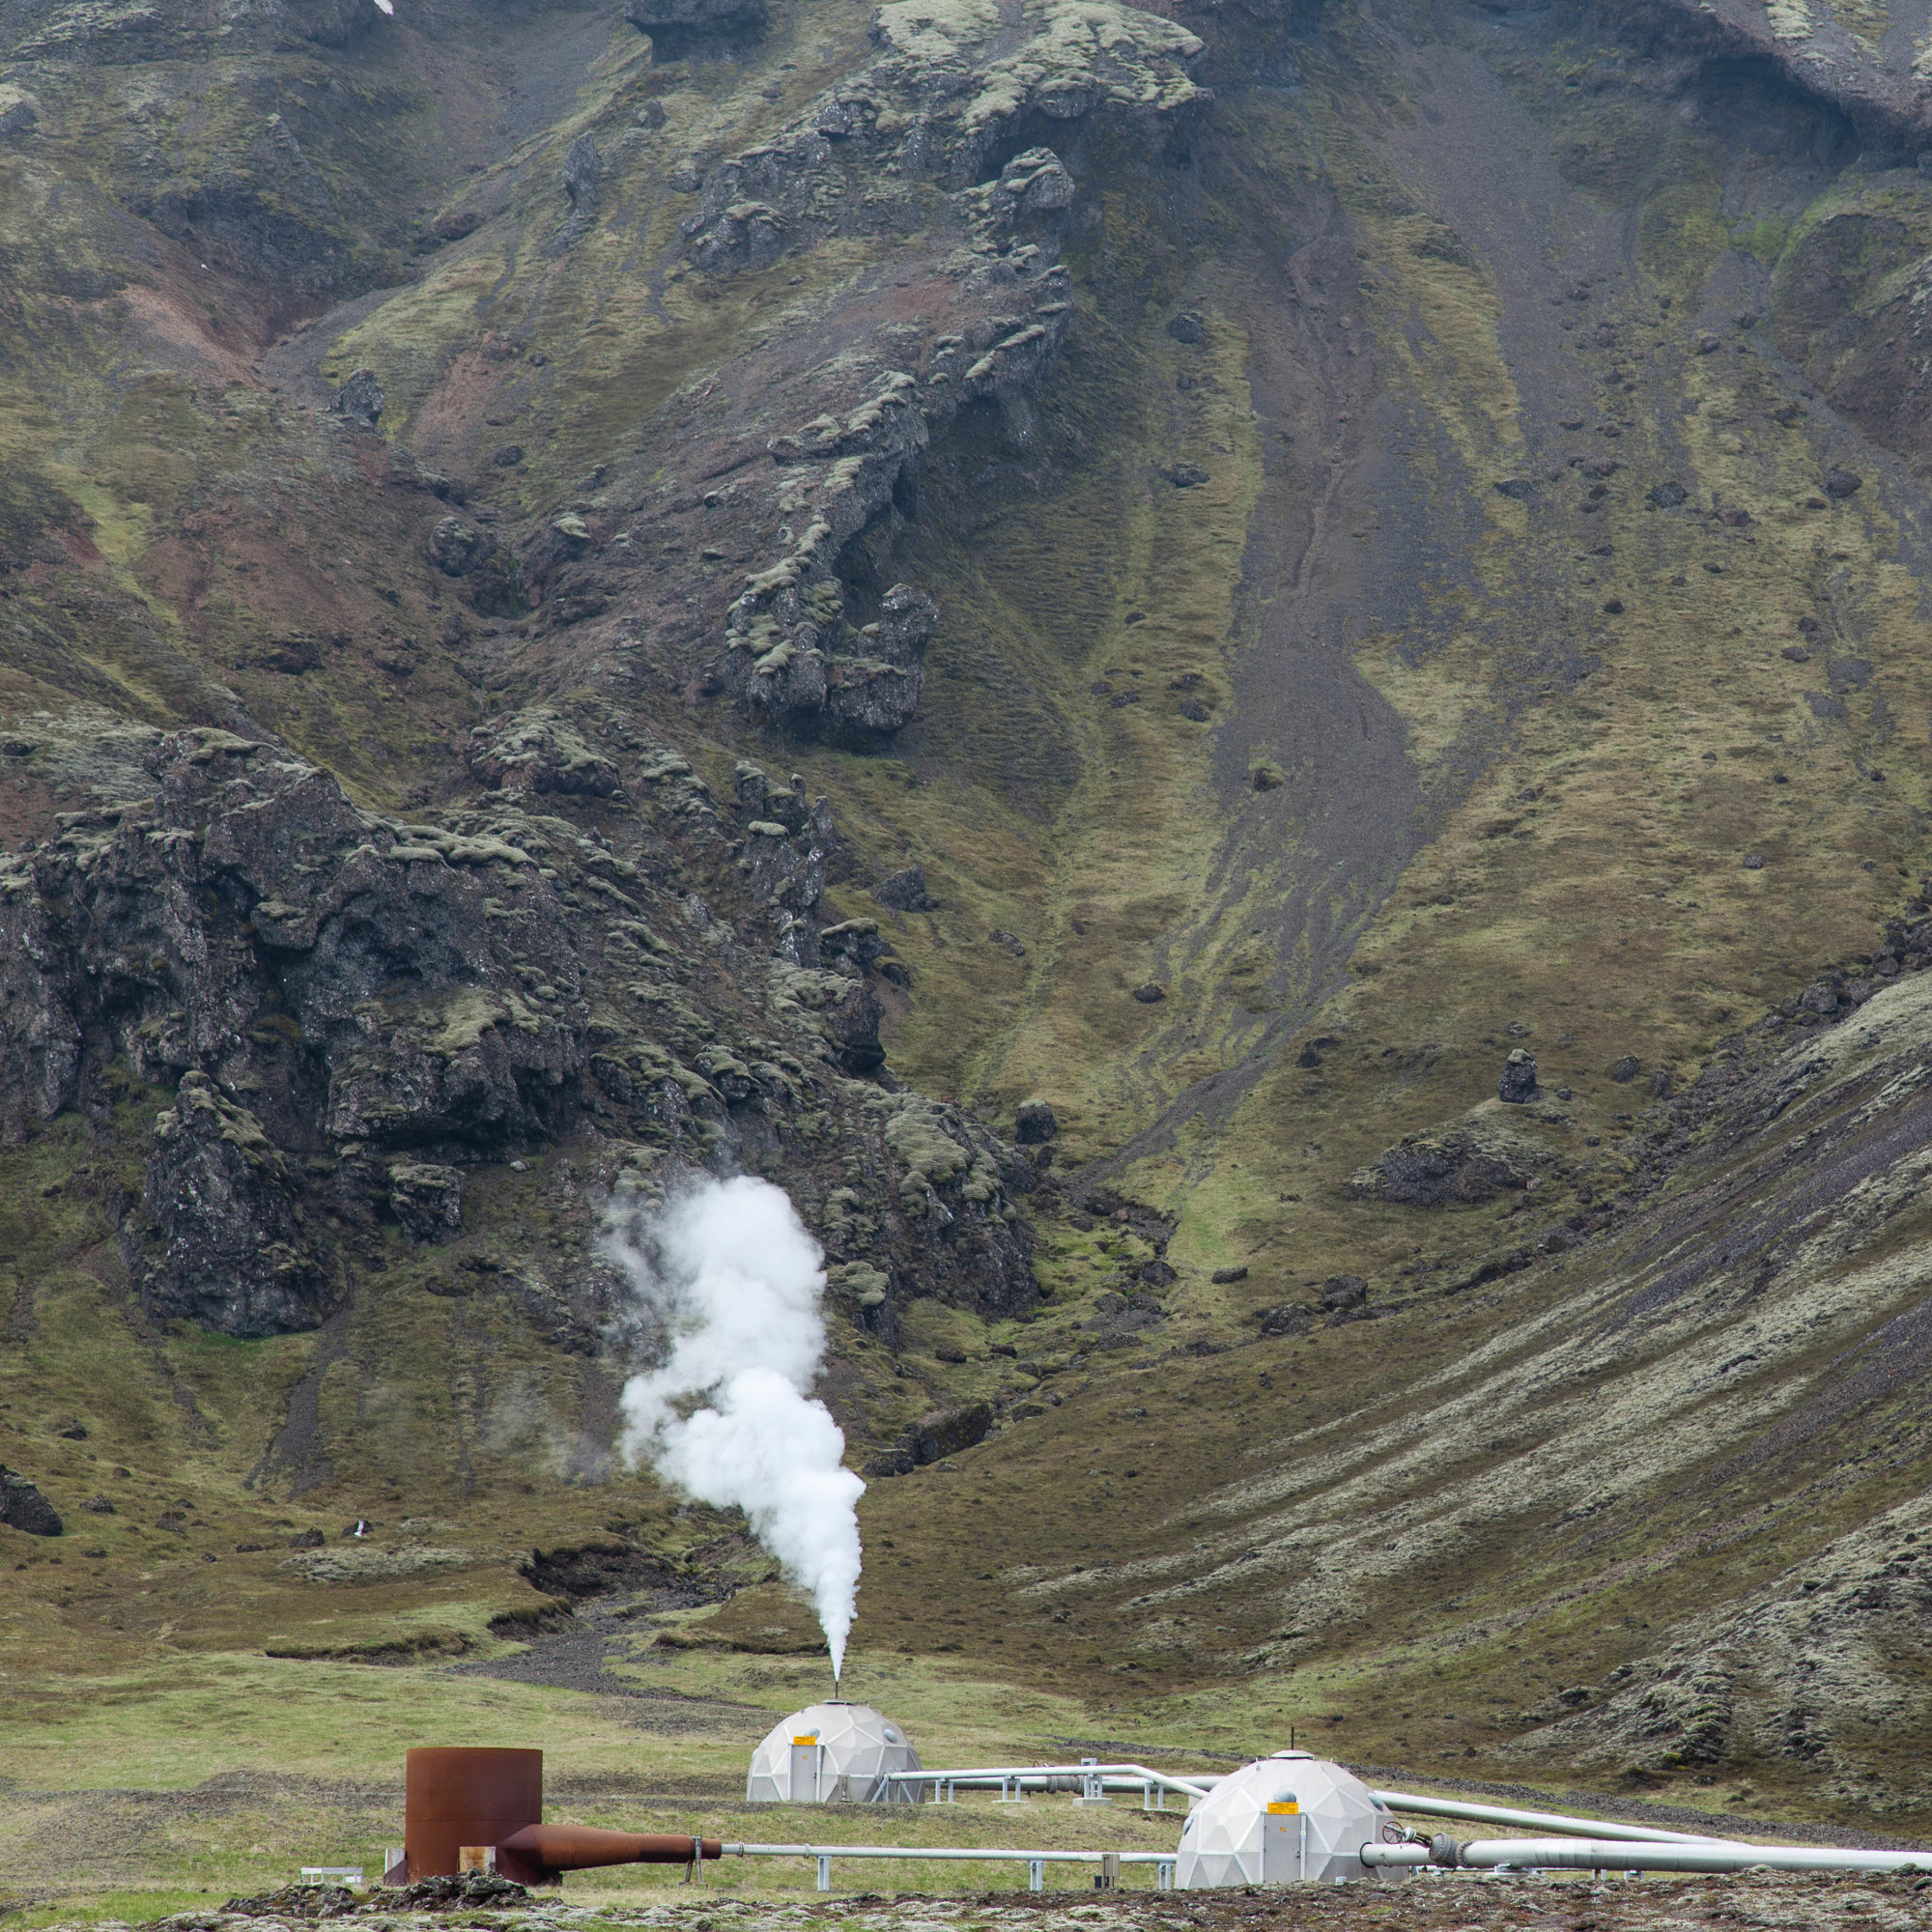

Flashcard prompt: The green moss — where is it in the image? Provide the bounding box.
[1736,214,1793,266]
[1641,180,1730,306]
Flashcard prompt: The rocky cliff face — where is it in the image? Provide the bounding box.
[0,716,1035,1346]
[11,0,1932,1833]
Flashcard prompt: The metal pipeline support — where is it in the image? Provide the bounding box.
[882,1763,1215,1806]
[1370,1790,1737,1845]
[721,1842,1179,1892]
[1358,1838,1932,1876]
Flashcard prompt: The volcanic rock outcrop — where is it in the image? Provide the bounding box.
[0,724,1034,1340]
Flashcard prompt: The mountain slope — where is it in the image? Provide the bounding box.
[7,0,1932,1867]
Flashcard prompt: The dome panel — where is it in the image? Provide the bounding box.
[1175,1755,1403,1888]
[746,1701,923,1803]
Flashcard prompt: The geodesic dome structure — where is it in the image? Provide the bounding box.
[746,1701,923,1804]
[1176,1752,1404,1887]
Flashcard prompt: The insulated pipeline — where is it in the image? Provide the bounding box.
[1460,1838,1932,1875]
[1359,1839,1932,1875]
[1370,1791,1736,1845]
[1360,1845,1433,1868]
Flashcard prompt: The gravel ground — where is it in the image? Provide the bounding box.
[445,1629,765,1737]
[59,1871,1932,1932]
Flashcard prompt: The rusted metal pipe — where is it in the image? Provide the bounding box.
[501,1825,723,1872]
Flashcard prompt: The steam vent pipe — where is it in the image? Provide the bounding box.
[404,1749,721,1885]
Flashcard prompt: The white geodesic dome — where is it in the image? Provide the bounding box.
[746,1701,922,1803]
[1176,1752,1405,1887]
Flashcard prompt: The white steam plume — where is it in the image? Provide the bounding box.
[610,1176,865,1682]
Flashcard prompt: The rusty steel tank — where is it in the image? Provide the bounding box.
[404,1748,721,1886]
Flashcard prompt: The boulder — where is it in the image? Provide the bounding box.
[0,87,42,138]
[907,1401,992,1464]
[992,149,1075,217]
[1088,1293,1166,1345]
[1498,1046,1539,1103]
[1257,1304,1312,1337]
[867,1399,996,1477]
[428,516,496,577]
[1609,1054,1641,1082]
[384,1876,530,1912]
[1321,1275,1369,1312]
[1014,1098,1059,1143]
[0,1468,62,1536]
[872,864,935,911]
[1824,469,1863,499]
[1350,1127,1541,1207]
[221,1884,358,1918]
[329,368,384,430]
